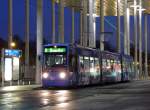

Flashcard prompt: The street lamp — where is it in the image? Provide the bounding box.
[10,42,16,48]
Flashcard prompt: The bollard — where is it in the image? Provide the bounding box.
[1,81,4,87]
[18,80,20,85]
[10,81,12,86]
[29,81,31,85]
[23,81,25,85]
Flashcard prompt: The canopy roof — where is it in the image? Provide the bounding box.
[54,0,150,16]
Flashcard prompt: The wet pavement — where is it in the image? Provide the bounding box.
[0,80,150,110]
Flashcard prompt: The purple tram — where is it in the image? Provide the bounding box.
[42,43,135,87]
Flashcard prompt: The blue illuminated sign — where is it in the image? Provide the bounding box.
[4,49,22,57]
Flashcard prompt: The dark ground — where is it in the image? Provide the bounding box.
[0,80,150,110]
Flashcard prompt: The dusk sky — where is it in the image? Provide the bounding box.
[0,0,150,53]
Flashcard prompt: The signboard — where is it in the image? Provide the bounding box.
[44,47,66,53]
[4,58,12,81]
[12,57,19,80]
[4,49,22,57]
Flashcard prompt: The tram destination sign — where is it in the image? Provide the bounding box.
[44,47,66,53]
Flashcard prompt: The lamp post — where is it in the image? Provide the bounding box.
[25,0,30,79]
[8,0,13,49]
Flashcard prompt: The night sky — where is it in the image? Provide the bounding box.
[0,0,150,53]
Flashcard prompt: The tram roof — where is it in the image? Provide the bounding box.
[54,0,150,16]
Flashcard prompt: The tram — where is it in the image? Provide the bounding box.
[42,43,135,87]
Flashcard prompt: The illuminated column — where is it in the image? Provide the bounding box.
[144,14,148,78]
[36,0,43,84]
[80,10,83,46]
[133,0,138,79]
[117,0,121,53]
[124,0,128,54]
[89,0,95,48]
[52,0,55,43]
[127,7,130,55]
[71,7,75,44]
[83,0,88,47]
[100,0,104,51]
[58,0,64,43]
[25,0,30,78]
[8,0,13,49]
[138,0,142,78]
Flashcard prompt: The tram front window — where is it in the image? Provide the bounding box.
[44,54,67,68]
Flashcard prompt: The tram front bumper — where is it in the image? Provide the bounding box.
[42,79,71,87]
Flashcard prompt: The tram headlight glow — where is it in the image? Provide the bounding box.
[43,72,49,79]
[59,72,66,79]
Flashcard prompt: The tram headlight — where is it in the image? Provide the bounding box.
[59,72,66,79]
[43,72,49,79]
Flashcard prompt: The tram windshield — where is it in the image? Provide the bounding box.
[44,54,67,67]
[43,46,67,68]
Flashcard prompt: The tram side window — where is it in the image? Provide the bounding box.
[102,59,106,72]
[123,61,127,73]
[117,61,121,73]
[108,59,112,72]
[84,57,90,74]
[90,57,95,77]
[79,56,84,74]
[95,58,100,75]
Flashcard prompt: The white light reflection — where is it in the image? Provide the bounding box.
[56,90,70,103]
[2,86,19,91]
[57,102,69,108]
[41,91,50,97]
[42,99,49,105]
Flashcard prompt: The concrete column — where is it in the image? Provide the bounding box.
[117,0,121,53]
[25,0,30,78]
[133,0,138,79]
[100,0,104,51]
[36,0,43,84]
[71,8,75,44]
[89,0,95,48]
[80,10,83,46]
[83,0,88,47]
[8,0,13,49]
[138,0,142,78]
[58,0,64,43]
[144,14,148,78]
[124,0,128,55]
[52,0,55,43]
